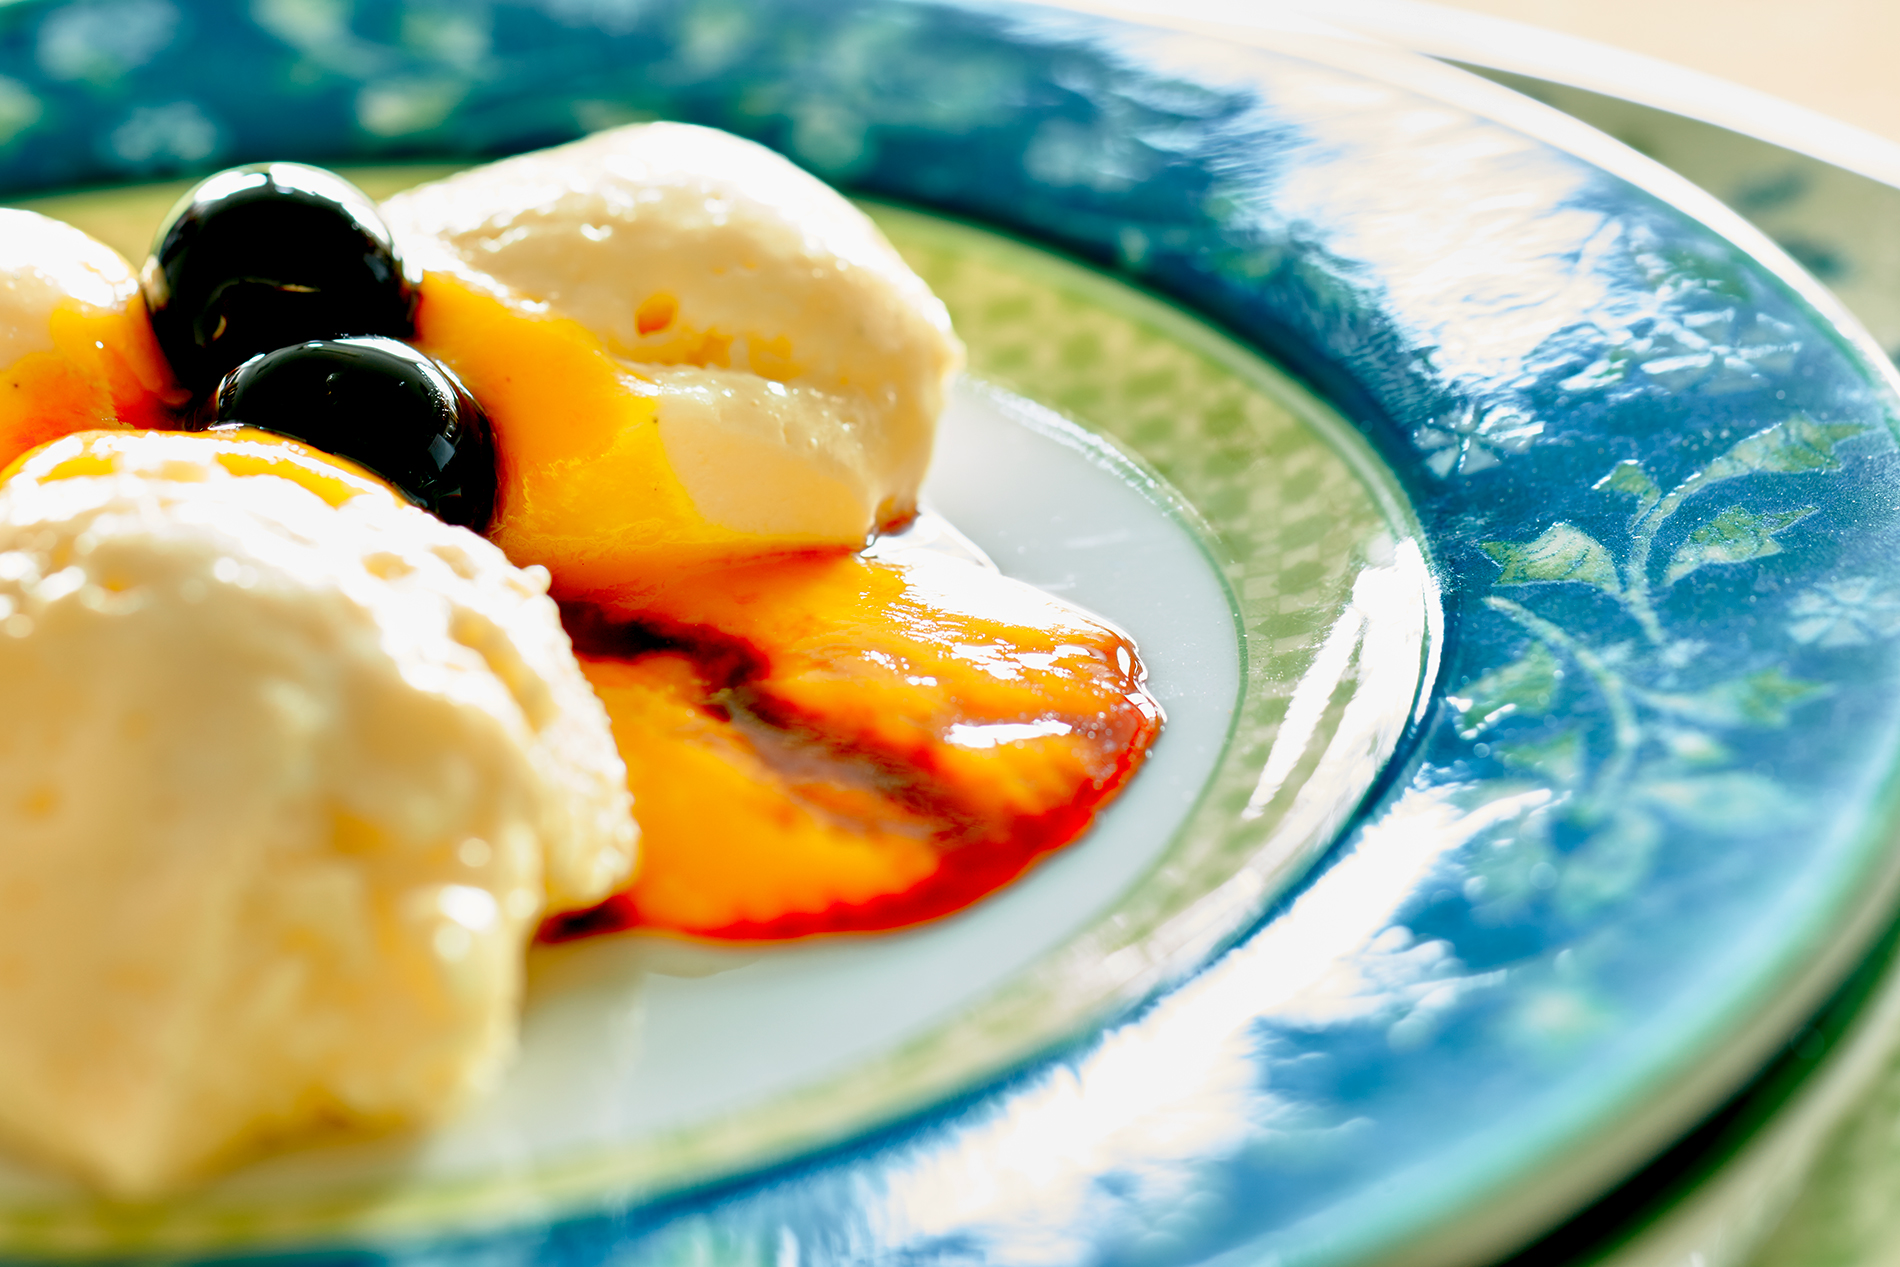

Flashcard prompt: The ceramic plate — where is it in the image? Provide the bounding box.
[2,4,1900,1266]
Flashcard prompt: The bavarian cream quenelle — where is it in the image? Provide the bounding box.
[382,122,964,576]
[0,432,634,1195]
[0,209,142,368]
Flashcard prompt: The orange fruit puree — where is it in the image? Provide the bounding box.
[549,550,1163,941]
[1,427,400,508]
[417,266,1166,941]
[414,270,822,592]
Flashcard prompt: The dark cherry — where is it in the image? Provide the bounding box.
[206,338,497,531]
[143,163,416,394]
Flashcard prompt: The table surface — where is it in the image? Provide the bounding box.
[1389,0,1900,146]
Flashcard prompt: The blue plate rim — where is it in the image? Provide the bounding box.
[2,3,1900,1264]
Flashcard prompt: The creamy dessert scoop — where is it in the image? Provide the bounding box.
[0,432,635,1195]
[0,210,180,474]
[382,121,964,566]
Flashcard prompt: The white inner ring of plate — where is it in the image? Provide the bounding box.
[13,377,1241,1198]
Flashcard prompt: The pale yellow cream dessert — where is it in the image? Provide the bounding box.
[0,209,180,471]
[0,431,635,1196]
[0,209,142,369]
[381,122,965,591]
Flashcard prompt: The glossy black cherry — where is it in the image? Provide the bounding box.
[143,163,416,394]
[207,338,496,531]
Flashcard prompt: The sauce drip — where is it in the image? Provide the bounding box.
[542,548,1162,942]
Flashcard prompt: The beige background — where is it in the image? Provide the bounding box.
[1048,1,1900,178]
[1355,0,1900,143]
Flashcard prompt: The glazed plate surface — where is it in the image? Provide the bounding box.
[3,4,1900,1266]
